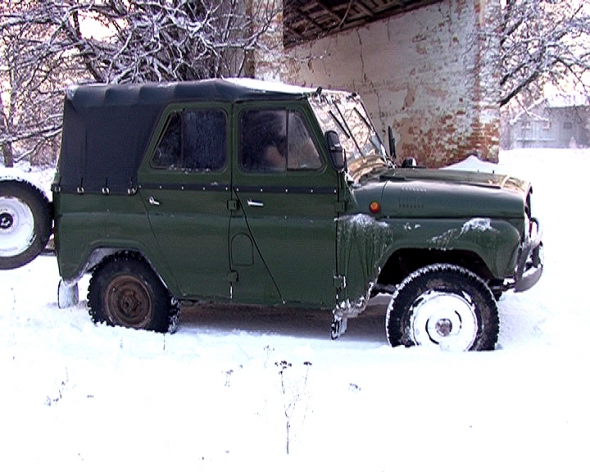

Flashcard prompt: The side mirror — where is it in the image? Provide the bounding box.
[326,131,345,171]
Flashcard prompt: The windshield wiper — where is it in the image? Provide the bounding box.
[333,101,363,156]
[329,110,351,139]
[355,102,388,158]
[353,107,371,131]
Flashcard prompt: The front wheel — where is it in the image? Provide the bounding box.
[386,264,499,351]
[88,253,179,333]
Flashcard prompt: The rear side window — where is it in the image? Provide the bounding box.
[152,109,226,171]
[240,109,322,172]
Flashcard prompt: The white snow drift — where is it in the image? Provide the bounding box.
[1,148,589,471]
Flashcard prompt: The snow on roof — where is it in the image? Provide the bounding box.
[223,77,317,95]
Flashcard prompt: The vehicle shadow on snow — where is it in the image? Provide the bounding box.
[178,296,389,344]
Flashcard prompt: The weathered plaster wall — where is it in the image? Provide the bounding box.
[280,0,501,167]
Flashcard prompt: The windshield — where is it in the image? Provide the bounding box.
[308,91,390,180]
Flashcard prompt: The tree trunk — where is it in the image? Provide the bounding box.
[2,142,14,167]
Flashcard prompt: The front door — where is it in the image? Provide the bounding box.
[139,105,231,300]
[229,104,338,308]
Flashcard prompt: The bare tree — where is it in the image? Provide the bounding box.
[0,0,280,166]
[0,1,69,167]
[497,0,590,108]
[0,73,15,167]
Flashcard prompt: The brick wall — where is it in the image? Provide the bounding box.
[276,0,501,167]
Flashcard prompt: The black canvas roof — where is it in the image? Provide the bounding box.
[55,79,314,195]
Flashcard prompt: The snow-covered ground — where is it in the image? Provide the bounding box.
[1,148,589,471]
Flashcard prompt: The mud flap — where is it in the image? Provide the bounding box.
[330,313,348,339]
[57,279,79,308]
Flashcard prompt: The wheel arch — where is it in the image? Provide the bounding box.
[61,246,180,297]
[87,250,180,333]
[377,248,495,288]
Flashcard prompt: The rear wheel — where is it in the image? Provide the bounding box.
[88,253,179,333]
[0,180,51,270]
[386,264,499,351]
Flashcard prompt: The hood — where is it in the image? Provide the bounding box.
[351,167,530,219]
[393,167,530,193]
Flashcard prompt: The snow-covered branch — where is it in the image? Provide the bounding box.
[0,0,281,166]
[489,0,590,108]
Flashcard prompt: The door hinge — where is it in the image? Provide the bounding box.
[333,275,346,290]
[334,201,346,213]
[227,199,239,211]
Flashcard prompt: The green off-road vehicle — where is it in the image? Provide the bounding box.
[0,78,543,351]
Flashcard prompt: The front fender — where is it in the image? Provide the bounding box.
[337,214,521,304]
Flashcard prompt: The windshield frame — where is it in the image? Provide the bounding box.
[308,91,390,182]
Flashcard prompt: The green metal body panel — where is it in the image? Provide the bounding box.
[53,193,172,287]
[230,169,339,307]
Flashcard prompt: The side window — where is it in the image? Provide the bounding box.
[287,111,322,170]
[152,109,226,171]
[240,109,322,173]
[153,113,181,169]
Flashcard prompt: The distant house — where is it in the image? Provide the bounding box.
[504,95,590,149]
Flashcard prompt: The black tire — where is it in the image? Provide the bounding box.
[88,253,179,333]
[386,264,499,351]
[0,179,52,270]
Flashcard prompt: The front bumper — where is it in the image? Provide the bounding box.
[514,217,544,292]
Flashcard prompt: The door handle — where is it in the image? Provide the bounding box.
[148,196,161,206]
[247,199,264,208]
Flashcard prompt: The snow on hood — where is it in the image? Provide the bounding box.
[444,155,509,174]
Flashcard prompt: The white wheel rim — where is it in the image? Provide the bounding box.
[0,196,36,257]
[409,289,478,351]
